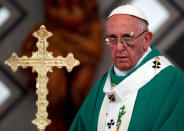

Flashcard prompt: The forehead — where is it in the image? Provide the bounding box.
[107,14,140,34]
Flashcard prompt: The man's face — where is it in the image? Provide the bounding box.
[107,14,150,71]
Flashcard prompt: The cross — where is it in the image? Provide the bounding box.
[108,94,116,102]
[107,119,115,129]
[152,56,161,73]
[4,25,80,131]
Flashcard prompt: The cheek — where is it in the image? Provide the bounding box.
[126,48,139,64]
[125,48,132,57]
[130,45,144,63]
[110,47,116,60]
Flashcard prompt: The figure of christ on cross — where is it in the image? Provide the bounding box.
[4,25,80,131]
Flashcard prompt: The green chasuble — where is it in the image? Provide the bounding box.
[69,46,184,131]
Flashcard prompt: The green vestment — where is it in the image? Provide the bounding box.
[69,46,184,131]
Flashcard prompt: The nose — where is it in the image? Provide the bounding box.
[116,40,126,51]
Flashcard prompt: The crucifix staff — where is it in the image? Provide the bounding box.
[4,25,80,131]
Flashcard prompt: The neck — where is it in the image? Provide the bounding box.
[114,47,152,76]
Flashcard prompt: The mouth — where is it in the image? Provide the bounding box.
[116,56,128,58]
[116,56,128,61]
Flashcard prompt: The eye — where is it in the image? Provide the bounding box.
[105,34,117,45]
[109,37,116,42]
[105,37,110,43]
[122,37,134,47]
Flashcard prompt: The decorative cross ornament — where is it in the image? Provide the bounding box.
[107,119,115,129]
[152,56,161,73]
[108,94,116,102]
[4,25,80,131]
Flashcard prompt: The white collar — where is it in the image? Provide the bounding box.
[114,47,152,76]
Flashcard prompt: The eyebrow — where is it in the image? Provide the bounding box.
[121,33,133,38]
[108,34,117,38]
[106,32,134,38]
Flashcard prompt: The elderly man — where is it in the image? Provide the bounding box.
[70,4,184,131]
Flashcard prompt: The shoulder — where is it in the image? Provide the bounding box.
[75,72,109,117]
[96,72,109,85]
[156,55,184,78]
[160,65,184,91]
[162,65,184,78]
[90,72,109,93]
[168,66,184,84]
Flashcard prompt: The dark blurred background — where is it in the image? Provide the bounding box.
[0,0,183,130]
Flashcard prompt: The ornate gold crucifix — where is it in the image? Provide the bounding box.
[4,25,80,131]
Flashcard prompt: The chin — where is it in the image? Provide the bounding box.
[116,64,131,71]
[119,67,131,71]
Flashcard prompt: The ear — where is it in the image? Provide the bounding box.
[143,32,153,51]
